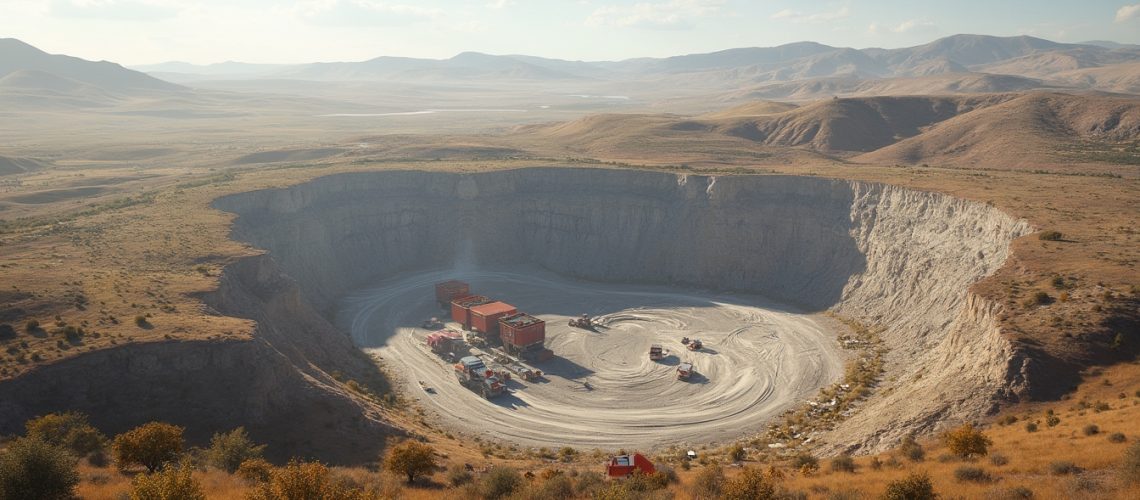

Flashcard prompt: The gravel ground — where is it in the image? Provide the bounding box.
[338,268,844,450]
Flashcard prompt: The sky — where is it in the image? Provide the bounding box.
[2,0,1139,65]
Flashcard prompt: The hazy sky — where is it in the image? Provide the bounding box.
[3,0,1139,65]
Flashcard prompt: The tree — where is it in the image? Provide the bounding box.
[942,423,992,458]
[691,464,725,498]
[130,462,205,500]
[25,412,107,456]
[382,440,437,484]
[112,422,185,473]
[0,437,79,500]
[722,467,777,500]
[205,427,266,474]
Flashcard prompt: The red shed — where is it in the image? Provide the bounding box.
[499,313,546,352]
[451,295,491,329]
[435,280,469,306]
[469,302,517,338]
[606,453,656,478]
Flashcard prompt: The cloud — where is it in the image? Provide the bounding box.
[869,19,937,35]
[48,0,181,21]
[486,0,514,8]
[769,5,850,24]
[1116,4,1140,22]
[585,0,724,30]
[291,0,443,26]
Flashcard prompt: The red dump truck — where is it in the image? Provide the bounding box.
[426,330,465,360]
[606,453,656,478]
[499,313,553,361]
[451,295,492,329]
[454,355,505,399]
[435,280,470,307]
[469,301,517,340]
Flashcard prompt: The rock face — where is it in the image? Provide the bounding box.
[216,167,1031,450]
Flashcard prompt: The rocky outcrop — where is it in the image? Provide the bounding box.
[215,167,1031,449]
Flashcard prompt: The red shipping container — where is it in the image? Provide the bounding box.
[469,302,517,337]
[451,295,491,329]
[499,313,546,349]
[435,280,469,304]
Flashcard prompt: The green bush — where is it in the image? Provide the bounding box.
[830,454,856,473]
[446,463,473,487]
[1038,231,1063,241]
[899,434,925,462]
[0,437,79,500]
[1108,432,1127,443]
[130,462,204,500]
[1049,461,1080,475]
[24,412,106,456]
[989,453,1009,466]
[24,320,39,333]
[1082,424,1099,436]
[881,471,935,500]
[247,459,359,500]
[729,444,747,462]
[0,324,14,340]
[791,452,819,472]
[112,422,185,473]
[954,465,992,483]
[1025,422,1038,433]
[205,427,265,474]
[479,466,521,499]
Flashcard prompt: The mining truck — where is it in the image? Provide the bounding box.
[426,329,465,360]
[677,362,694,381]
[435,280,470,307]
[454,355,505,399]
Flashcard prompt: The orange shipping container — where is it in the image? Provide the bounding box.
[469,302,517,337]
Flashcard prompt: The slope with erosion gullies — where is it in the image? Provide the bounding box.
[733,73,1048,101]
[856,92,1140,167]
[713,94,1015,152]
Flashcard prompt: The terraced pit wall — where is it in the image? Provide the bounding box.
[214,167,1031,450]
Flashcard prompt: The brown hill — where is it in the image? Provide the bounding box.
[711,95,1013,151]
[855,92,1140,167]
[735,73,1049,101]
[698,100,798,119]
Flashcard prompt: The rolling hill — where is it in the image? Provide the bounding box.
[0,38,180,92]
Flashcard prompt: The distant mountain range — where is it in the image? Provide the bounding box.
[3,34,1139,110]
[124,34,1140,96]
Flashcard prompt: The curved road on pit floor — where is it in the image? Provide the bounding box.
[337,268,845,450]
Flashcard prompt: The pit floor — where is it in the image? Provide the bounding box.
[337,268,845,450]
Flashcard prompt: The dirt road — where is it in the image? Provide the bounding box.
[338,268,844,450]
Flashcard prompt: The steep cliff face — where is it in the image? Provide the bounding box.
[215,167,1031,449]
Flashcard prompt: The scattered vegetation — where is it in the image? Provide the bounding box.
[942,423,992,458]
[1123,441,1140,484]
[954,465,993,483]
[205,427,265,474]
[382,440,437,484]
[0,437,79,500]
[882,471,935,500]
[1038,230,1063,241]
[129,461,204,500]
[24,412,106,458]
[111,422,185,473]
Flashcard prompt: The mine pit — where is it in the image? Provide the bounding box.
[338,268,843,448]
[215,167,1030,451]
